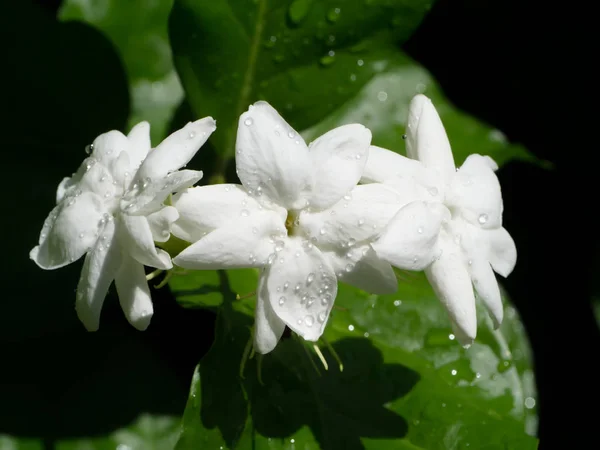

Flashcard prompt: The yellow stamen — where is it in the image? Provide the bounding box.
[313,344,328,371]
[146,269,163,281]
[322,337,344,372]
[236,291,256,300]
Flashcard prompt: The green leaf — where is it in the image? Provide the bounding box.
[54,415,181,450]
[169,0,433,171]
[171,270,537,449]
[169,0,535,178]
[60,0,183,144]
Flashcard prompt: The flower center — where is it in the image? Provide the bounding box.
[285,210,300,236]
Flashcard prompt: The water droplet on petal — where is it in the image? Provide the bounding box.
[345,263,354,272]
[417,226,423,234]
[317,311,327,323]
[279,296,286,306]
[244,118,253,126]
[307,273,315,284]
[241,209,250,217]
[478,213,488,224]
[188,131,196,139]
[304,315,314,327]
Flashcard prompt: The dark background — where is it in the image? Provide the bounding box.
[1,0,595,448]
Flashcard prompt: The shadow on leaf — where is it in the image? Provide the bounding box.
[178,271,419,450]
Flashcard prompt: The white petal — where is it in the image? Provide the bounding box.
[56,177,74,204]
[447,154,503,229]
[30,192,107,269]
[90,130,131,168]
[146,206,179,243]
[236,101,312,210]
[109,150,132,189]
[308,124,371,210]
[362,145,423,183]
[173,213,284,269]
[118,214,172,270]
[64,156,119,201]
[487,227,517,277]
[137,117,215,181]
[300,183,406,250]
[171,184,285,242]
[253,273,286,354]
[450,219,504,328]
[406,95,455,182]
[325,245,397,294]
[425,232,476,346]
[126,121,151,169]
[265,237,337,341]
[115,254,154,330]
[75,218,121,331]
[372,201,449,271]
[470,258,503,328]
[122,169,203,215]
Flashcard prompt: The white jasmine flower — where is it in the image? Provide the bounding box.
[364,95,516,346]
[30,118,215,331]
[173,101,402,353]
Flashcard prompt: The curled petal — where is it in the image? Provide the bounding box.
[300,183,406,250]
[487,226,517,277]
[406,95,455,182]
[470,258,503,329]
[126,121,151,169]
[137,117,215,181]
[254,274,286,354]
[447,154,503,229]
[146,206,179,243]
[56,177,74,204]
[265,237,337,342]
[325,245,397,294]
[118,214,172,270]
[425,232,477,346]
[75,218,121,331]
[451,218,505,328]
[372,201,449,271]
[173,213,284,269]
[90,130,131,168]
[115,253,154,330]
[236,101,312,210]
[308,124,371,210]
[31,191,107,270]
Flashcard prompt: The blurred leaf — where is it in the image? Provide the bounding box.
[0,436,43,450]
[171,269,537,449]
[169,0,534,178]
[300,49,536,168]
[60,0,183,144]
[55,415,180,450]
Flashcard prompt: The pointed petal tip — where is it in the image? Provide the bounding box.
[29,246,39,263]
[192,116,216,131]
[130,310,153,331]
